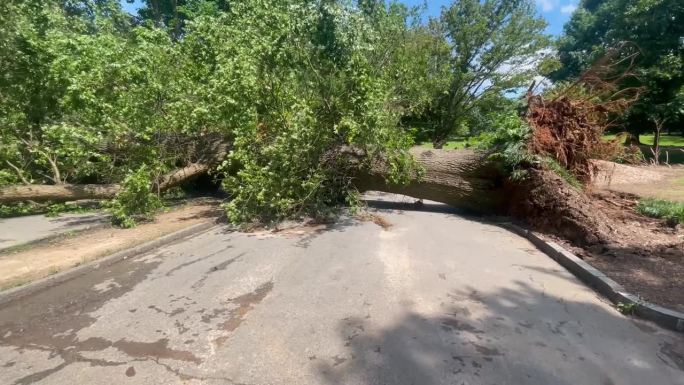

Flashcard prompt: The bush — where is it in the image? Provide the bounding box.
[105,166,162,228]
[218,1,419,225]
[477,110,535,180]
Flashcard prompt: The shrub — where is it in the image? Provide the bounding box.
[477,110,535,180]
[105,166,162,228]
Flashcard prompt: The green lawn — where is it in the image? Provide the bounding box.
[602,133,684,164]
[419,141,464,150]
[424,134,684,149]
[603,133,684,147]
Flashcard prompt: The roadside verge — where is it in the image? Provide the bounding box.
[503,223,684,333]
[0,201,222,294]
[0,221,216,307]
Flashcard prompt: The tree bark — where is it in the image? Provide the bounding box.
[0,162,211,204]
[0,184,122,203]
[354,149,507,214]
[2,149,504,212]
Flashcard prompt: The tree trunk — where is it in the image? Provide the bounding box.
[0,184,122,203]
[356,149,616,245]
[508,168,615,245]
[0,163,211,204]
[354,149,507,214]
[432,138,447,149]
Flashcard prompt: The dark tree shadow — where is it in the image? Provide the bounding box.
[50,214,109,226]
[316,281,684,385]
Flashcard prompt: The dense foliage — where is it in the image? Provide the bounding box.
[216,1,421,223]
[1,0,434,224]
[7,0,675,226]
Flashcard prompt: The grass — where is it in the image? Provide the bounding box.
[419,140,466,150]
[426,134,684,150]
[603,133,684,147]
[543,157,582,189]
[603,133,684,164]
[636,198,684,224]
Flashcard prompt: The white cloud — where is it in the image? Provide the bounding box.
[537,0,557,12]
[560,4,578,14]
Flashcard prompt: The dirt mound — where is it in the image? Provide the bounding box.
[509,169,616,245]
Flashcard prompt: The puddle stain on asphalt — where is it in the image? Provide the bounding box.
[214,280,274,347]
[163,244,234,277]
[0,254,202,384]
[191,253,245,289]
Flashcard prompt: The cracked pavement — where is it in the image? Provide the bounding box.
[1,195,683,384]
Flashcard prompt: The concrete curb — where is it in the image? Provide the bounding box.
[0,221,217,307]
[502,223,684,333]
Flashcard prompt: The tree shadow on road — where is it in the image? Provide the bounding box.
[315,280,684,385]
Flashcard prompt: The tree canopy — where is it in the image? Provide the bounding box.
[1,0,430,224]
[404,0,551,147]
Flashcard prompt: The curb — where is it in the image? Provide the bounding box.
[502,223,684,333]
[0,221,217,307]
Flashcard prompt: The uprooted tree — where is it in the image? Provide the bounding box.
[0,0,647,245]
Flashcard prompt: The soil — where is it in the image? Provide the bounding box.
[0,200,222,291]
[546,190,684,312]
[509,168,614,246]
[593,161,684,202]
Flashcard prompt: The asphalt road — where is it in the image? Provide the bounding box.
[0,212,109,251]
[1,196,682,385]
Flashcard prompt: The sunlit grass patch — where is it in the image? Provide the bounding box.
[636,198,684,224]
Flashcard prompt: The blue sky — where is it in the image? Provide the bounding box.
[120,0,577,36]
[401,0,576,36]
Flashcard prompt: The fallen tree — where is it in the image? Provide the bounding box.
[0,60,639,246]
[354,148,506,214]
[0,162,211,204]
[354,148,619,246]
[0,145,621,246]
[1,148,504,211]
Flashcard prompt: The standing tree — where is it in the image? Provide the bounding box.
[418,0,551,148]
